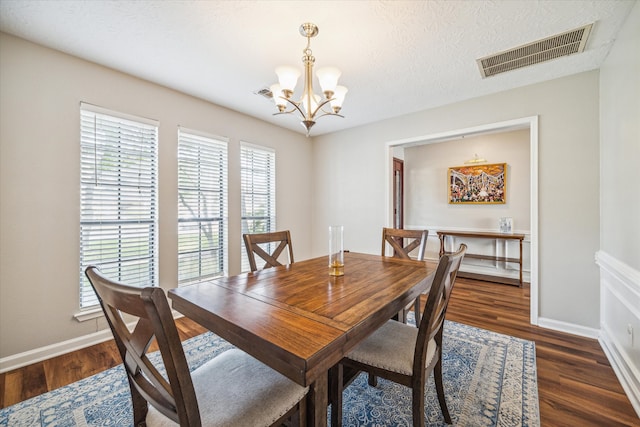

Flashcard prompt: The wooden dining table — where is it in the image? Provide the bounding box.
[168,251,437,427]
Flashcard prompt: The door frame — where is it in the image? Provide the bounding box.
[384,116,539,325]
[393,157,404,229]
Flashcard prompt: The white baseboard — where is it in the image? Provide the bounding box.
[0,310,187,373]
[536,317,600,339]
[0,329,114,373]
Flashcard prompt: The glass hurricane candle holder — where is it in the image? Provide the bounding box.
[329,225,344,276]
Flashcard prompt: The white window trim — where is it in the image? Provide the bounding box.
[177,127,229,284]
[78,102,159,310]
[240,141,277,272]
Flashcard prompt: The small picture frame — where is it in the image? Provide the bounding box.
[499,217,513,234]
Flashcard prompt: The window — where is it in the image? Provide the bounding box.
[79,104,158,309]
[178,128,228,284]
[240,143,276,272]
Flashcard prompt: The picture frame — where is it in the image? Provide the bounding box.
[448,163,507,204]
[499,217,513,233]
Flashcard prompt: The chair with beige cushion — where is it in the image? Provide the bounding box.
[243,230,294,272]
[381,227,429,322]
[85,265,308,427]
[330,244,467,427]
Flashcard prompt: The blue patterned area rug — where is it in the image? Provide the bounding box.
[0,320,539,426]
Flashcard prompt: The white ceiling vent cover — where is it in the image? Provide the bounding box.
[477,23,593,78]
[254,87,273,99]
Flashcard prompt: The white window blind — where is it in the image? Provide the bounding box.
[178,129,228,284]
[79,104,158,309]
[240,143,276,272]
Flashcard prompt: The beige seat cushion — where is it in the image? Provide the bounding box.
[146,348,308,427]
[346,319,437,376]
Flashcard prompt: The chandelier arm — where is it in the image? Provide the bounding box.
[274,96,308,119]
[310,97,334,118]
[313,111,345,120]
[273,109,299,116]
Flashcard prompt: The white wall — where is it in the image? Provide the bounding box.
[312,71,600,332]
[402,130,531,280]
[0,33,313,361]
[597,1,640,415]
[404,130,530,233]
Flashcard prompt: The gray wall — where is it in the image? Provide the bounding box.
[600,4,640,270]
[0,33,313,359]
[404,130,530,232]
[598,1,640,414]
[312,71,600,330]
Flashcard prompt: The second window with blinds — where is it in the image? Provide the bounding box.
[240,142,276,272]
[177,129,228,284]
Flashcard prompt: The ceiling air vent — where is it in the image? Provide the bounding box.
[255,87,273,99]
[477,23,593,78]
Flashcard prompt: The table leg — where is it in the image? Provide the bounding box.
[329,365,343,427]
[307,372,328,427]
[519,238,523,287]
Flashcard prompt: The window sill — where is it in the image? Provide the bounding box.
[74,307,103,322]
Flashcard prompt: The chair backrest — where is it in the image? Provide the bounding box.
[413,244,467,375]
[243,230,294,272]
[85,266,200,426]
[381,227,428,261]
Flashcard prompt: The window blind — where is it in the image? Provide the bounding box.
[79,104,158,309]
[240,143,276,272]
[178,129,228,284]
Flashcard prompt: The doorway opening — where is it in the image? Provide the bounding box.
[385,116,539,325]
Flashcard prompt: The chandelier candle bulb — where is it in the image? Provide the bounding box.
[270,23,347,135]
[275,66,300,96]
[329,225,344,276]
[316,67,341,97]
[270,83,287,112]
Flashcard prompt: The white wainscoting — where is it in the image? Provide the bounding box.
[596,250,640,417]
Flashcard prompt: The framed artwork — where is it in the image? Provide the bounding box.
[448,163,506,204]
[499,217,513,233]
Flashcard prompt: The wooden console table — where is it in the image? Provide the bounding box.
[437,230,525,287]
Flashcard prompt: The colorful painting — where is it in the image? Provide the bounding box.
[448,163,506,204]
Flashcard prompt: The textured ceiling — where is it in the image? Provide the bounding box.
[0,0,635,136]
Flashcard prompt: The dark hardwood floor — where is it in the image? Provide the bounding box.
[445,278,639,427]
[1,277,638,426]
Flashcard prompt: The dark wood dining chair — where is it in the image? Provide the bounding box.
[330,244,467,427]
[243,230,294,272]
[381,227,429,322]
[381,227,428,261]
[85,266,308,427]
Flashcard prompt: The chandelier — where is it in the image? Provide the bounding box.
[270,23,347,135]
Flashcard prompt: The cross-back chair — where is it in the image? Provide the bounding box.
[330,244,467,427]
[85,266,308,427]
[381,227,428,261]
[243,230,294,272]
[382,227,429,322]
